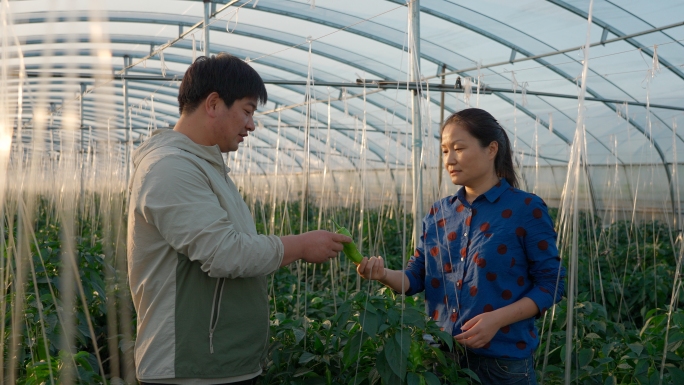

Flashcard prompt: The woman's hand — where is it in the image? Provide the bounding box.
[356,256,387,281]
[454,298,539,349]
[356,257,411,293]
[454,312,502,349]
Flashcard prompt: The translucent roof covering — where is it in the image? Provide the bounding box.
[2,0,684,216]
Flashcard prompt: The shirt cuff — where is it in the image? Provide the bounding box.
[403,270,422,296]
[525,286,555,318]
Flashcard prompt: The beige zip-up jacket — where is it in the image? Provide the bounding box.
[127,129,284,383]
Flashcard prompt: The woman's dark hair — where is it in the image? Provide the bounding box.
[178,53,267,115]
[441,108,518,188]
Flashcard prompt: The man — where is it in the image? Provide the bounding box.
[127,53,350,385]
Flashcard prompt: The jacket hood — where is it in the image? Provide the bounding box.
[132,129,227,171]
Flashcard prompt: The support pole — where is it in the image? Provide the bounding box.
[410,0,423,248]
[438,63,446,194]
[80,83,86,129]
[123,55,130,182]
[80,82,86,215]
[565,1,594,383]
[204,0,211,57]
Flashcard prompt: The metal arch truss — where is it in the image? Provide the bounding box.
[6,1,684,216]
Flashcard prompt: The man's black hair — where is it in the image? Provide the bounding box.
[177,53,267,115]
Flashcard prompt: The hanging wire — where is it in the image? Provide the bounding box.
[246,1,409,64]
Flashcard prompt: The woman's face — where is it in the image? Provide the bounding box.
[441,122,498,187]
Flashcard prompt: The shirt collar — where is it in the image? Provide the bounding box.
[452,178,510,205]
[484,178,510,202]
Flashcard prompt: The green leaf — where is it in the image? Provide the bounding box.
[299,352,316,364]
[628,343,644,356]
[423,371,441,385]
[578,348,594,367]
[335,306,352,333]
[604,375,617,385]
[73,351,93,371]
[293,328,306,344]
[432,346,447,366]
[560,343,567,363]
[585,332,601,340]
[364,302,378,314]
[402,308,425,329]
[314,333,325,354]
[395,330,411,355]
[359,311,380,336]
[668,331,684,344]
[668,367,684,384]
[434,330,454,352]
[407,372,422,385]
[460,368,481,383]
[342,333,364,367]
[293,367,313,377]
[378,323,391,334]
[376,350,397,384]
[387,308,400,326]
[673,313,684,328]
[384,336,407,379]
[634,359,649,375]
[601,342,615,357]
[649,371,661,385]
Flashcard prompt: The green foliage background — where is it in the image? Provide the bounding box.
[4,200,684,384]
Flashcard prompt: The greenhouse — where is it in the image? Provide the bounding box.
[1,0,684,384]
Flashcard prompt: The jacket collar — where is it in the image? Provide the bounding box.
[133,129,228,173]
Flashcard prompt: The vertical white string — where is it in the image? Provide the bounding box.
[192,33,196,62]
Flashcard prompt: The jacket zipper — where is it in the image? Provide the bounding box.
[208,278,225,354]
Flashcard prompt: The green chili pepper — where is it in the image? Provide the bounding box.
[332,221,363,265]
[326,368,332,385]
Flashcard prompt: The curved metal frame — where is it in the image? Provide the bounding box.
[6,1,683,214]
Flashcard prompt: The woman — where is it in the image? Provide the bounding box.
[357,108,565,385]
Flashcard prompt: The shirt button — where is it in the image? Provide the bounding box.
[464,232,468,237]
[460,257,464,261]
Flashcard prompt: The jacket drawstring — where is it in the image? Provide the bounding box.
[209,278,225,354]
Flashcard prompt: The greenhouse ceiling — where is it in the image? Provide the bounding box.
[2,0,684,174]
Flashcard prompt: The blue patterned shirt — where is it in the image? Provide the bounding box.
[404,179,566,359]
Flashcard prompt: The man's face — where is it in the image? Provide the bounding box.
[212,96,258,152]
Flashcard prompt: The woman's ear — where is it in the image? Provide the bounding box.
[488,141,499,161]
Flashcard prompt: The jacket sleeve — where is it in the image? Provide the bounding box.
[135,155,284,278]
[522,197,566,315]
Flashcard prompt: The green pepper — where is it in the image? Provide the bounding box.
[332,221,363,264]
[326,368,332,385]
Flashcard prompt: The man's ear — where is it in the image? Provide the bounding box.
[204,92,221,117]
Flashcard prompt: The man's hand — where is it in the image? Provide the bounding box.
[357,256,387,281]
[300,230,350,263]
[454,312,502,349]
[280,230,351,267]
